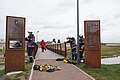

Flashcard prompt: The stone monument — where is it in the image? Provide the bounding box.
[5,16,25,72]
[84,20,101,68]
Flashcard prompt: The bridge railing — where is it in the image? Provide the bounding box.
[0,47,5,65]
[46,43,69,57]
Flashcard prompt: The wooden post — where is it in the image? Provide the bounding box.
[60,44,62,55]
[64,42,67,57]
[57,44,59,54]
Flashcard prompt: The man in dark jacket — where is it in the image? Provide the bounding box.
[67,37,77,60]
[79,35,84,62]
[25,31,35,62]
[32,43,38,59]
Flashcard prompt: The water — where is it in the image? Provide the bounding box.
[101,56,120,64]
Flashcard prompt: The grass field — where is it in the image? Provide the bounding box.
[76,63,120,80]
[66,45,120,58]
[101,46,120,57]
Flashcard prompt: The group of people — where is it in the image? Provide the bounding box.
[25,31,46,62]
[26,31,84,62]
[67,35,84,62]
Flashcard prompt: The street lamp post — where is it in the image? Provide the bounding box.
[36,31,39,43]
[77,0,80,63]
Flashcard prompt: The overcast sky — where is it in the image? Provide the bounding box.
[0,0,120,43]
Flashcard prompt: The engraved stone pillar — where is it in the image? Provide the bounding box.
[84,20,101,68]
[5,16,25,72]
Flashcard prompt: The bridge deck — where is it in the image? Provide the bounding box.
[30,48,94,80]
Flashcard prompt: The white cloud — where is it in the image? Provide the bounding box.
[0,0,120,43]
[113,13,120,20]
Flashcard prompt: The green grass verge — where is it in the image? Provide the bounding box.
[0,70,5,76]
[0,62,33,80]
[0,49,2,52]
[76,63,120,80]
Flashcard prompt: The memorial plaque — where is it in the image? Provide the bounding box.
[85,21,100,50]
[5,16,25,72]
[6,16,25,49]
[84,20,101,68]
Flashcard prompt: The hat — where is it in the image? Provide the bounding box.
[79,35,83,38]
[28,31,32,33]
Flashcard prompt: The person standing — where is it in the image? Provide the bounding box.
[71,37,77,61]
[25,31,35,62]
[57,39,61,43]
[79,35,84,62]
[32,43,38,59]
[40,39,46,52]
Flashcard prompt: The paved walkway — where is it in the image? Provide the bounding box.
[29,48,94,80]
[35,49,64,59]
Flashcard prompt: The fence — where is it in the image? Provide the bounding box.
[46,43,70,57]
[0,47,5,65]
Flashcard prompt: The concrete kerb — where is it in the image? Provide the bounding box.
[29,59,36,80]
[6,71,23,75]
